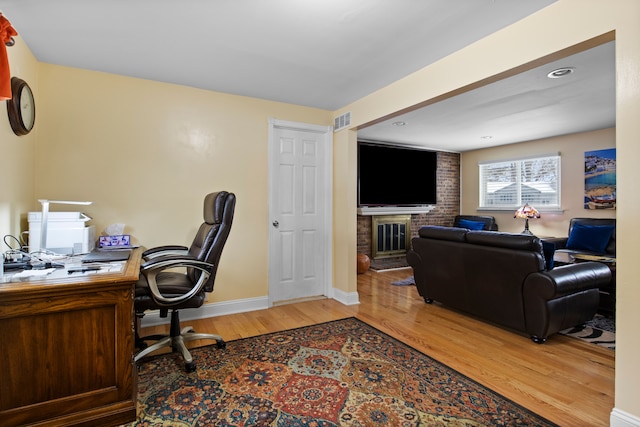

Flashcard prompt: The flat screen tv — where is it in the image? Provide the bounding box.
[358,141,437,207]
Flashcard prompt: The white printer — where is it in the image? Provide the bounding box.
[28,211,96,255]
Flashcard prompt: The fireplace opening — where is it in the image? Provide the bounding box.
[371,215,411,259]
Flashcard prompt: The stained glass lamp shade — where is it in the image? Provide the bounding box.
[514,204,540,235]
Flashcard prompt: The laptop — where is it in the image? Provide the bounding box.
[82,249,132,263]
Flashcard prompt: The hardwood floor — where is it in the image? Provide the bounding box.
[138,267,614,426]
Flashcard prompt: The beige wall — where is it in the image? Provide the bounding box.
[461,127,616,237]
[1,38,37,241]
[340,0,639,420]
[5,61,331,303]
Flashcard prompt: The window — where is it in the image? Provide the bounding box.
[479,155,560,210]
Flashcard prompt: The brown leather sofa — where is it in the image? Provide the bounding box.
[406,226,611,343]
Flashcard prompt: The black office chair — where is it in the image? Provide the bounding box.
[134,191,235,371]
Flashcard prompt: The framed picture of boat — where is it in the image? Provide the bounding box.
[584,148,616,210]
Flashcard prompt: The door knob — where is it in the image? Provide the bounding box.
[272,220,279,227]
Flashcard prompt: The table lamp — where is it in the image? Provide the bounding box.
[38,199,92,254]
[514,203,540,235]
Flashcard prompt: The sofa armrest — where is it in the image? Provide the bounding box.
[523,262,610,340]
[524,262,611,300]
[541,237,568,250]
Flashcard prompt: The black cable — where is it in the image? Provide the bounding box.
[3,234,32,262]
[3,234,21,250]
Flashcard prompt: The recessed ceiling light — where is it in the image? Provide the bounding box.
[547,67,575,79]
[391,121,406,126]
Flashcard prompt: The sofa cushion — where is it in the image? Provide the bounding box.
[568,218,616,255]
[457,218,485,230]
[418,226,467,242]
[466,231,542,252]
[566,223,615,254]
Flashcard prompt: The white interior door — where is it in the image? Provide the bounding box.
[268,119,332,305]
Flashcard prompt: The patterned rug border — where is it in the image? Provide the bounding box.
[131,316,559,426]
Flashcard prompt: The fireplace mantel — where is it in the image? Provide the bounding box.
[357,205,436,216]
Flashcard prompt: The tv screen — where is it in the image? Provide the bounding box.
[358,142,437,207]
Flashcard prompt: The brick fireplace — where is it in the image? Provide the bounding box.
[357,151,461,260]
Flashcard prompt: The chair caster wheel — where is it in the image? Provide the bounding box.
[424,297,433,304]
[216,340,226,349]
[185,362,196,373]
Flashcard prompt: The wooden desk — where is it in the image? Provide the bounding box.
[0,249,141,427]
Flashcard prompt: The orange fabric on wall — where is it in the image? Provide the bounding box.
[0,14,18,100]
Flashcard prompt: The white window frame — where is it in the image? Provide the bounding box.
[478,154,561,211]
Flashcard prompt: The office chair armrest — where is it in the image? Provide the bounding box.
[142,245,189,260]
[141,253,200,270]
[141,255,214,305]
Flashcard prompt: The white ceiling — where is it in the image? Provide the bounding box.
[358,41,616,151]
[2,0,615,152]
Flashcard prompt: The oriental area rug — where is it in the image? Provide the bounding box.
[121,317,557,426]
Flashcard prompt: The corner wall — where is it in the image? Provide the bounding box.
[33,63,332,304]
[1,38,37,241]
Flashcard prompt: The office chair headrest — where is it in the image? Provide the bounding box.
[204,191,229,225]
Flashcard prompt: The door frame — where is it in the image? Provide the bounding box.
[267,118,333,306]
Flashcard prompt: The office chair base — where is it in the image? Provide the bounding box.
[135,310,226,372]
[135,329,225,372]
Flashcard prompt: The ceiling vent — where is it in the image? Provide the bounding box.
[334,112,351,132]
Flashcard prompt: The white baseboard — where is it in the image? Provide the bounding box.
[332,287,360,305]
[140,296,270,327]
[139,290,360,327]
[611,408,640,427]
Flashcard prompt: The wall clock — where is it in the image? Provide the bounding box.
[6,77,35,136]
